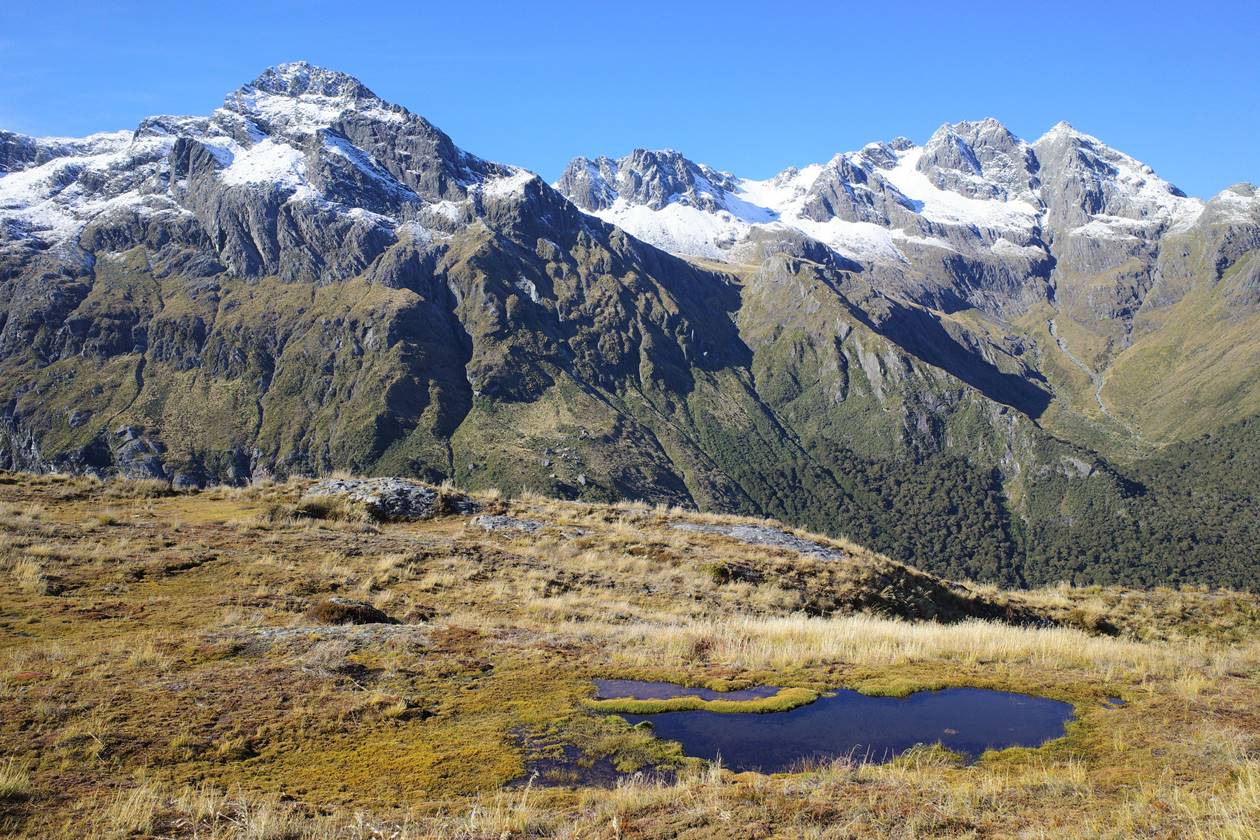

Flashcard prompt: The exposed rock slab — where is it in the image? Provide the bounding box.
[472,514,544,534]
[671,522,848,562]
[303,478,479,521]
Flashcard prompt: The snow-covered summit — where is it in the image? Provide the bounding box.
[0,67,1235,294]
[0,126,181,245]
[916,118,1038,201]
[554,124,1044,264]
[222,61,407,137]
[557,149,741,214]
[1201,182,1260,226]
[1032,120,1202,235]
[247,62,376,101]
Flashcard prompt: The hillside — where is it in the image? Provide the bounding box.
[2,63,1260,591]
[0,473,1256,838]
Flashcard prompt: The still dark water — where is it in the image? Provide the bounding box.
[616,684,1074,772]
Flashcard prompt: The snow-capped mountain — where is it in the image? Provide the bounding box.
[555,117,1208,269]
[0,62,547,284]
[0,61,756,491]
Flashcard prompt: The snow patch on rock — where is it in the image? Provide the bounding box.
[219,138,309,192]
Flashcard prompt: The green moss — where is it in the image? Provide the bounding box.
[584,686,820,715]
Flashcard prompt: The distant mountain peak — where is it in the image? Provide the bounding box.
[555,147,738,215]
[554,113,1226,268]
[931,117,1015,140]
[1035,120,1108,149]
[918,117,1036,201]
[0,60,521,261]
[1041,120,1079,137]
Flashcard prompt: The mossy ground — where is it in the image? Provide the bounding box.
[0,473,1256,838]
[583,687,820,715]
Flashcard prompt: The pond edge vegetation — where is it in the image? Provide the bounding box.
[584,686,821,715]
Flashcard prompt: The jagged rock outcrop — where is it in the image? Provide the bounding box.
[917,118,1039,201]
[557,149,739,213]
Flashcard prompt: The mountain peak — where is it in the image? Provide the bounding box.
[221,62,404,136]
[556,147,739,214]
[242,62,377,101]
[931,116,1014,138]
[917,117,1035,200]
[925,118,1022,149]
[1036,120,1097,146]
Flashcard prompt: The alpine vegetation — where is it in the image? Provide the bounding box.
[0,473,1256,838]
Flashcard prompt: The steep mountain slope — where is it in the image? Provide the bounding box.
[1,63,1258,589]
[0,65,1020,553]
[555,121,1259,458]
[553,126,1260,590]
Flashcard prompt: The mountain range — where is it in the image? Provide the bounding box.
[2,62,1258,589]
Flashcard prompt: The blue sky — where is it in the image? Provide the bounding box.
[1,1,1256,197]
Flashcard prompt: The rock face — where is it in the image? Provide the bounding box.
[916,118,1039,201]
[2,62,1259,590]
[303,478,479,521]
[555,118,1226,329]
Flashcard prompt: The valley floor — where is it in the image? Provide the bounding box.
[0,473,1256,838]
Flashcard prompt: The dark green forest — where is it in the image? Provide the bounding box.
[797,418,1260,592]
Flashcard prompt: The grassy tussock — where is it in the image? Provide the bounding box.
[292,494,373,523]
[5,556,50,595]
[0,759,29,803]
[45,756,1260,839]
[102,477,174,499]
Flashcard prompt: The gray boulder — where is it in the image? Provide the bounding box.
[471,514,544,534]
[303,477,479,521]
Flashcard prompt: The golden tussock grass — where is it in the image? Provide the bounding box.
[47,755,1260,839]
[0,758,29,803]
[588,613,1212,679]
